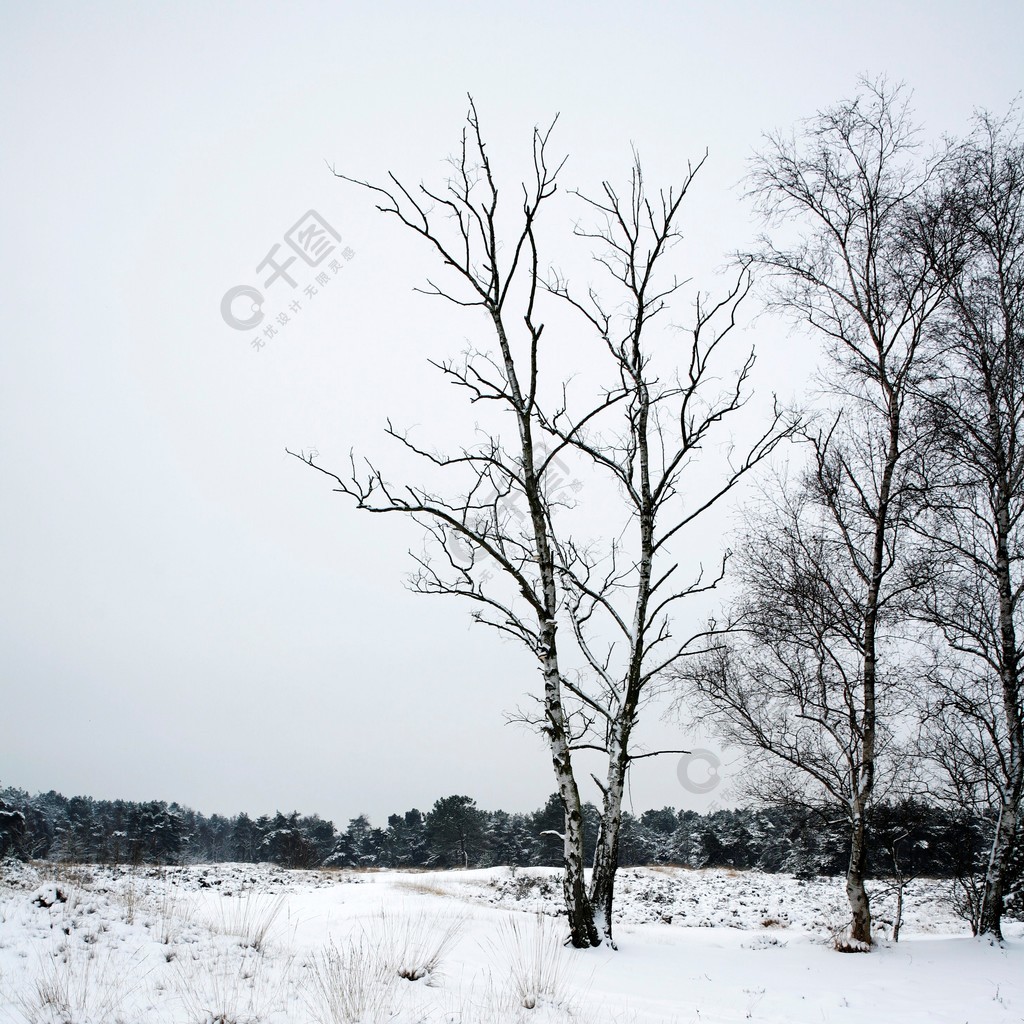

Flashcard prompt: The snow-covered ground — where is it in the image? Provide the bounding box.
[0,860,1020,1023]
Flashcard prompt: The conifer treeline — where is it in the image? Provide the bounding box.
[0,786,990,880]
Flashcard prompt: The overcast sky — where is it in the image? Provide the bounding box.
[2,2,1022,829]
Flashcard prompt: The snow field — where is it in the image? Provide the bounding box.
[0,860,1020,1023]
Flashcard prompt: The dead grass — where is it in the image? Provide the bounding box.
[208,890,286,952]
[14,944,147,1024]
[174,947,292,1024]
[304,938,397,1024]
[395,879,451,898]
[374,905,467,981]
[484,913,576,1011]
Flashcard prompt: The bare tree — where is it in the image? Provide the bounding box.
[682,449,925,951]
[290,105,790,947]
[543,160,794,944]
[914,109,1024,941]
[290,103,602,946]
[683,79,945,949]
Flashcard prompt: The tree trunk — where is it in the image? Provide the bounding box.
[980,802,1018,941]
[844,805,872,949]
[590,733,629,947]
[540,620,600,948]
[552,748,598,947]
[982,487,1024,942]
[588,364,652,948]
[840,382,896,949]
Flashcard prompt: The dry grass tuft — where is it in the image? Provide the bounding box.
[486,912,574,1010]
[375,905,466,981]
[14,945,145,1024]
[174,947,291,1024]
[208,891,285,952]
[304,938,397,1024]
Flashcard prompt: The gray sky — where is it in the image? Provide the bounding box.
[2,1,1022,829]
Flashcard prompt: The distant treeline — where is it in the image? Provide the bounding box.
[0,786,989,879]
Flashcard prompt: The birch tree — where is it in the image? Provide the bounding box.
[915,110,1024,941]
[543,162,793,944]
[290,103,605,946]
[684,79,945,949]
[290,104,788,946]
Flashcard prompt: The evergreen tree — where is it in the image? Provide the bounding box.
[426,796,486,868]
